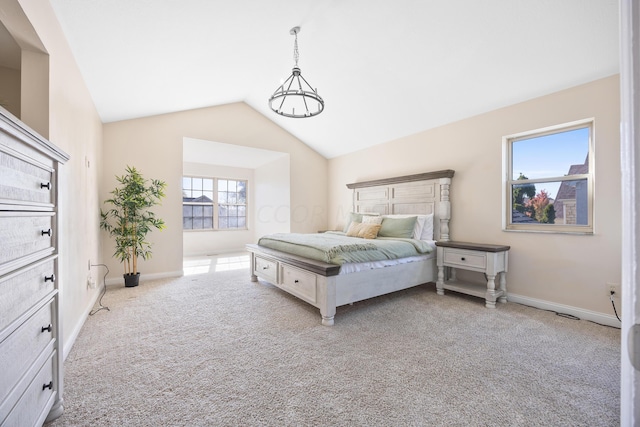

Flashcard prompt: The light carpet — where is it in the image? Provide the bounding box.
[47,261,620,426]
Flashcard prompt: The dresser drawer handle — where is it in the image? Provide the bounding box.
[461,257,466,261]
[43,381,53,391]
[294,279,299,283]
[262,266,269,270]
[42,324,53,333]
[45,274,55,282]
[41,182,51,190]
[41,229,52,237]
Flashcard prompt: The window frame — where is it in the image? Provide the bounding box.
[503,118,594,234]
[182,175,248,231]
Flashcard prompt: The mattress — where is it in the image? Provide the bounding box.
[338,241,437,275]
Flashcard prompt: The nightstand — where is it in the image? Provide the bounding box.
[435,241,510,308]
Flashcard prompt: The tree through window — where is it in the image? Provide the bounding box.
[504,120,593,233]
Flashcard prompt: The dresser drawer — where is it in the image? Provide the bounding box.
[0,301,54,404]
[1,352,56,427]
[254,255,278,283]
[0,258,56,334]
[280,264,317,304]
[443,248,486,270]
[0,149,54,208]
[0,212,55,273]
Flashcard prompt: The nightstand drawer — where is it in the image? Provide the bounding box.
[443,249,486,270]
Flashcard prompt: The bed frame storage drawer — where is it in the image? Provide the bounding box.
[280,264,317,305]
[253,255,278,284]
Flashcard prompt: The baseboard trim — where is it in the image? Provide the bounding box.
[63,285,103,361]
[508,293,621,329]
[105,270,183,287]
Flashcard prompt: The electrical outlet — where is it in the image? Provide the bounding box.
[607,283,621,297]
[87,274,96,290]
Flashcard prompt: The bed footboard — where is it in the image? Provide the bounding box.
[247,244,436,325]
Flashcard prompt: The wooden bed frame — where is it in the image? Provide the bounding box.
[246,170,454,325]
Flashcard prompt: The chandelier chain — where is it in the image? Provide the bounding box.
[293,32,299,66]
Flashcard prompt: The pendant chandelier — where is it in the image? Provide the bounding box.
[269,26,324,118]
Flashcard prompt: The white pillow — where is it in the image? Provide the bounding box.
[362,215,383,225]
[419,213,434,240]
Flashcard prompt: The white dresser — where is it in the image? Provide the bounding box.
[0,109,69,426]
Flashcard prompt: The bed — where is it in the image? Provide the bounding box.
[246,169,454,325]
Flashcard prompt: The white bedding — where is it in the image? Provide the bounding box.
[338,240,437,275]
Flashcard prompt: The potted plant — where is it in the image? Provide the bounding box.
[100,166,167,287]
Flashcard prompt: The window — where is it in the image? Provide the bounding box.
[504,119,593,234]
[182,177,247,230]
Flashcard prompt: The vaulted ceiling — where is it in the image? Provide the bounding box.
[48,0,619,159]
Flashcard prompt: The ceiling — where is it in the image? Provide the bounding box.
[44,0,618,159]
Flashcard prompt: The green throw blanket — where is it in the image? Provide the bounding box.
[257,232,433,265]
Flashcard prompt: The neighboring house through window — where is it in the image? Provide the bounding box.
[503,119,594,234]
[182,176,247,230]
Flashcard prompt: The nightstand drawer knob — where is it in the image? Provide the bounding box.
[461,257,466,261]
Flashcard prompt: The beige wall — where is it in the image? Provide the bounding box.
[102,102,328,279]
[254,155,291,238]
[328,75,621,320]
[7,0,104,357]
[0,65,20,116]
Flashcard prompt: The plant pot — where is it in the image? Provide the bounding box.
[124,272,140,287]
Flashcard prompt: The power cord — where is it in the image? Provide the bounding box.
[89,264,110,315]
[610,290,621,322]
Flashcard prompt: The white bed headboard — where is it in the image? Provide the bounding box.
[346,170,454,241]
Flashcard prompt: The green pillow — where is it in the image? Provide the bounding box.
[343,212,363,233]
[378,216,418,238]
